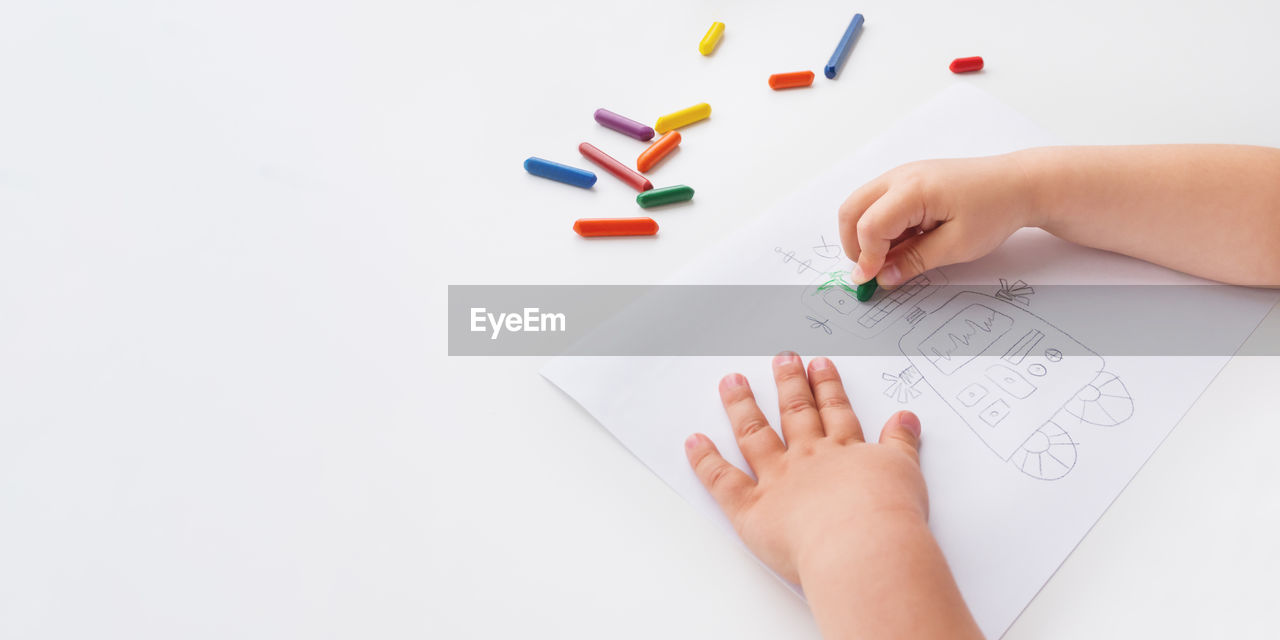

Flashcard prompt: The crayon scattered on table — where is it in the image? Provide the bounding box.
[949,56,984,73]
[655,103,711,133]
[573,217,659,237]
[636,184,694,208]
[579,142,653,192]
[698,21,725,55]
[594,108,655,141]
[523,157,597,189]
[824,13,865,79]
[855,277,878,302]
[769,71,815,90]
[636,131,681,173]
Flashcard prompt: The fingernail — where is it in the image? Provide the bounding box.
[773,350,799,367]
[850,263,867,284]
[720,373,748,391]
[897,411,921,438]
[879,263,902,287]
[810,356,833,371]
[685,433,703,451]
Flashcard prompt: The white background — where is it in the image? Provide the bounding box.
[1,1,1278,638]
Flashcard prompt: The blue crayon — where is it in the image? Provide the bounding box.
[824,13,864,79]
[524,157,597,189]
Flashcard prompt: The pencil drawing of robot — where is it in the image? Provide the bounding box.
[898,290,1133,480]
[800,270,1133,480]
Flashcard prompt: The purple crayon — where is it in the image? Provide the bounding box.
[594,108,655,141]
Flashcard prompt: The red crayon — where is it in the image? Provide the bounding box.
[949,56,984,73]
[579,142,653,192]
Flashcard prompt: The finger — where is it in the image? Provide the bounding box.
[806,357,864,443]
[772,351,824,445]
[878,410,923,460]
[685,433,755,518]
[889,227,921,248]
[876,222,966,287]
[838,178,889,263]
[852,188,925,285]
[719,373,786,474]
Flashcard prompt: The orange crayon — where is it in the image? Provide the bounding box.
[636,131,681,173]
[769,71,816,90]
[573,217,659,237]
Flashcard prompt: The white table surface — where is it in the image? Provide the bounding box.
[2,1,1278,638]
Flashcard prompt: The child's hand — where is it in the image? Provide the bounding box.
[685,354,982,639]
[684,353,926,583]
[839,154,1036,286]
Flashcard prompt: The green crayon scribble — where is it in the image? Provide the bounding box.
[815,272,858,296]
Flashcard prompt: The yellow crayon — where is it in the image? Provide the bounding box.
[654,103,712,134]
[698,22,725,55]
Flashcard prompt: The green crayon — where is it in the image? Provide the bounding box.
[636,185,694,208]
[855,278,878,302]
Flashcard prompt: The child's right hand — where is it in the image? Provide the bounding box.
[839,154,1037,286]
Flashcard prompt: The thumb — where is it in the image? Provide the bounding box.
[877,223,964,287]
[878,410,922,457]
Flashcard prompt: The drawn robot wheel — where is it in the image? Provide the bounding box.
[1062,371,1133,427]
[1011,420,1077,480]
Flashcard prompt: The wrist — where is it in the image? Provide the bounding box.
[1004,148,1053,229]
[795,512,977,640]
[794,509,930,586]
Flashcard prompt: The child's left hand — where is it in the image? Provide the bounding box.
[684,352,927,584]
[684,353,982,638]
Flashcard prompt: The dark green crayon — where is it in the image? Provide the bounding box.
[855,278,878,302]
[636,185,694,208]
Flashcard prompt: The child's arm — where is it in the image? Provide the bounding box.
[685,354,982,640]
[840,145,1280,286]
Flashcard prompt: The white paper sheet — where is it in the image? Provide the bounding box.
[541,85,1278,638]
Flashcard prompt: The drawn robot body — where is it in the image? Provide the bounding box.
[899,291,1133,479]
[802,271,1133,480]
